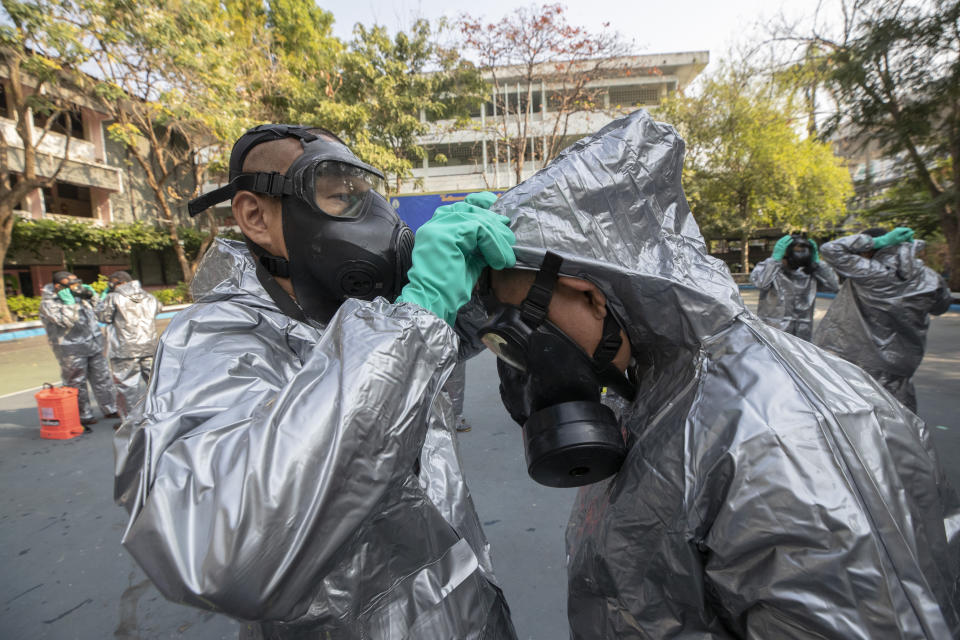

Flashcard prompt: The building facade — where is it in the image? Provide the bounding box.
[0,71,186,297]
[402,51,709,195]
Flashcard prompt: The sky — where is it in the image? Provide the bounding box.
[318,0,838,72]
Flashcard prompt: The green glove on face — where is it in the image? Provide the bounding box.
[809,238,819,263]
[771,235,793,261]
[57,288,76,305]
[872,227,914,250]
[396,192,516,326]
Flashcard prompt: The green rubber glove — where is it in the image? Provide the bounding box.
[397,192,516,326]
[771,235,793,261]
[57,288,76,305]
[809,238,819,263]
[873,227,914,250]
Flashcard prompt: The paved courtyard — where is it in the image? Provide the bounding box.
[1,293,958,639]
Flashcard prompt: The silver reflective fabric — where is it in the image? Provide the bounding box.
[39,284,117,418]
[815,233,953,412]
[97,280,162,359]
[98,280,161,414]
[114,239,515,639]
[749,258,838,340]
[491,110,960,639]
[39,283,104,357]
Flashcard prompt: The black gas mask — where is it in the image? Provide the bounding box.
[189,124,414,323]
[477,252,636,488]
[786,236,814,273]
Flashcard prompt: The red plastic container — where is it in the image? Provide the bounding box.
[35,383,83,440]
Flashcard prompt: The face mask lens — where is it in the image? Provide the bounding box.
[312,161,387,218]
[481,332,527,371]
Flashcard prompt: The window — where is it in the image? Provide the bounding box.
[33,106,85,139]
[42,180,94,218]
[430,142,482,167]
[0,83,8,119]
[609,85,662,107]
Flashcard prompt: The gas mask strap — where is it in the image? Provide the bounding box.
[593,313,623,364]
[520,252,563,327]
[244,238,291,279]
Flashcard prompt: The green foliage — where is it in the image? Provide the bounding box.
[332,19,485,191]
[153,282,191,305]
[7,295,41,321]
[796,0,960,287]
[656,63,853,254]
[10,217,171,258]
[89,274,109,296]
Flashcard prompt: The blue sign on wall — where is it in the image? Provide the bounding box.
[389,190,507,232]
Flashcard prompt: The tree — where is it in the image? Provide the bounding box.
[657,64,853,270]
[781,0,960,287]
[82,0,249,283]
[459,3,635,185]
[337,20,486,192]
[0,0,90,322]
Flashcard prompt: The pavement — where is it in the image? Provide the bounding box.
[1,294,959,640]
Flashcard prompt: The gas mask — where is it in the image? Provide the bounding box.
[189,125,414,323]
[786,237,814,273]
[477,252,636,488]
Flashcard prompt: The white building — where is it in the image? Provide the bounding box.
[404,50,709,194]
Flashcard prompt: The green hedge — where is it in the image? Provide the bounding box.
[7,295,41,321]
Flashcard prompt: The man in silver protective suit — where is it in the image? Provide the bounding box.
[39,271,119,429]
[96,271,161,418]
[749,233,838,340]
[477,110,960,639]
[114,124,518,639]
[814,227,953,413]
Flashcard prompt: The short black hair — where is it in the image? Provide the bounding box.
[862,227,888,238]
[52,270,72,284]
[109,271,133,283]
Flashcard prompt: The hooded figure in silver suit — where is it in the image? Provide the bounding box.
[481,110,960,638]
[114,125,517,638]
[814,230,952,412]
[749,235,838,340]
[97,272,161,416]
[39,272,118,425]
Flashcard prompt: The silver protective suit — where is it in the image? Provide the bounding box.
[113,239,515,639]
[748,257,838,340]
[490,110,960,639]
[97,280,162,415]
[39,284,117,420]
[814,233,953,412]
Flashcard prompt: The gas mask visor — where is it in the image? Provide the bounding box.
[299,160,388,219]
[477,252,635,488]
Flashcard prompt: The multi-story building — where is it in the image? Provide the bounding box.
[406,52,708,192]
[389,50,708,228]
[0,72,183,296]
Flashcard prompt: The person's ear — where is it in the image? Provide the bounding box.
[557,276,607,321]
[233,191,272,248]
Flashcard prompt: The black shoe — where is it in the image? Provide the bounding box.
[81,417,98,426]
[103,412,120,419]
[82,424,93,433]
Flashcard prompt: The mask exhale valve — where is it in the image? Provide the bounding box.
[479,252,634,488]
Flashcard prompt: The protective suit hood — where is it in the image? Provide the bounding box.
[113,280,145,302]
[492,110,744,353]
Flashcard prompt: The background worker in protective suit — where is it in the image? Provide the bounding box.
[480,110,960,639]
[96,271,161,418]
[814,227,953,413]
[114,124,518,639]
[749,233,838,340]
[39,271,119,429]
